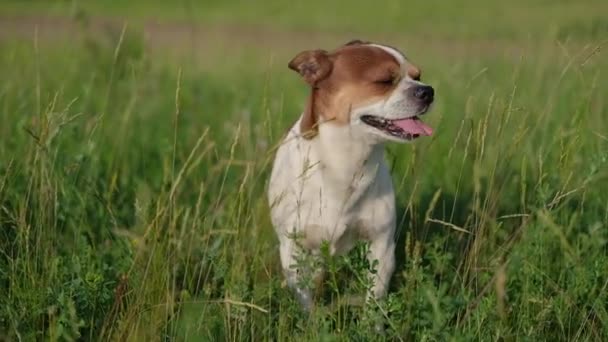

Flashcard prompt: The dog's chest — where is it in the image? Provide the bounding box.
[299,153,395,254]
[268,122,397,255]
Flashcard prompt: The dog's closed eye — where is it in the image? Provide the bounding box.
[375,77,394,85]
[375,73,400,86]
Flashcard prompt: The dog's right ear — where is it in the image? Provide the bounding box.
[288,49,332,86]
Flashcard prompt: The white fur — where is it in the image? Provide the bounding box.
[268,119,396,309]
[268,43,430,309]
[370,44,406,71]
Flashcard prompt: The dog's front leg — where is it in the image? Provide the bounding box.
[366,231,396,301]
[279,239,314,311]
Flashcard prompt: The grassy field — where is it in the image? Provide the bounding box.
[1,1,607,341]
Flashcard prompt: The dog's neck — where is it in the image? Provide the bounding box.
[307,120,385,193]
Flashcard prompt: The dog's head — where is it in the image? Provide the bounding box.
[289,40,434,142]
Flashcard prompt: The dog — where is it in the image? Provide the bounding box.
[268,40,434,310]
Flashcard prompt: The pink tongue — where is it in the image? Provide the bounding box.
[392,117,434,136]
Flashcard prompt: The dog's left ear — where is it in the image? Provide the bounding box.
[288,49,332,86]
[288,50,332,139]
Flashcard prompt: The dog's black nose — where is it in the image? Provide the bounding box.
[413,85,434,103]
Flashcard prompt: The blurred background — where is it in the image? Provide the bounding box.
[2,0,607,67]
[1,1,607,341]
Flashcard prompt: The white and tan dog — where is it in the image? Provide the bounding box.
[268,40,434,309]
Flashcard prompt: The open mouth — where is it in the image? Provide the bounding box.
[360,115,434,140]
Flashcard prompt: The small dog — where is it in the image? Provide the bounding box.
[268,40,434,309]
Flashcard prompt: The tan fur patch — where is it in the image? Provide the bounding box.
[313,45,402,125]
[288,43,422,136]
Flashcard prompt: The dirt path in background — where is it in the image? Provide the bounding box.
[0,14,530,63]
[0,14,335,51]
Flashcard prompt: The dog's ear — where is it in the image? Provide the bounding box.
[289,50,332,139]
[288,49,332,86]
[344,39,369,46]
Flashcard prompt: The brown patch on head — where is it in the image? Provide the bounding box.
[315,44,403,125]
[289,42,407,138]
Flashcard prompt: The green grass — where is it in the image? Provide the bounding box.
[1,1,607,341]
